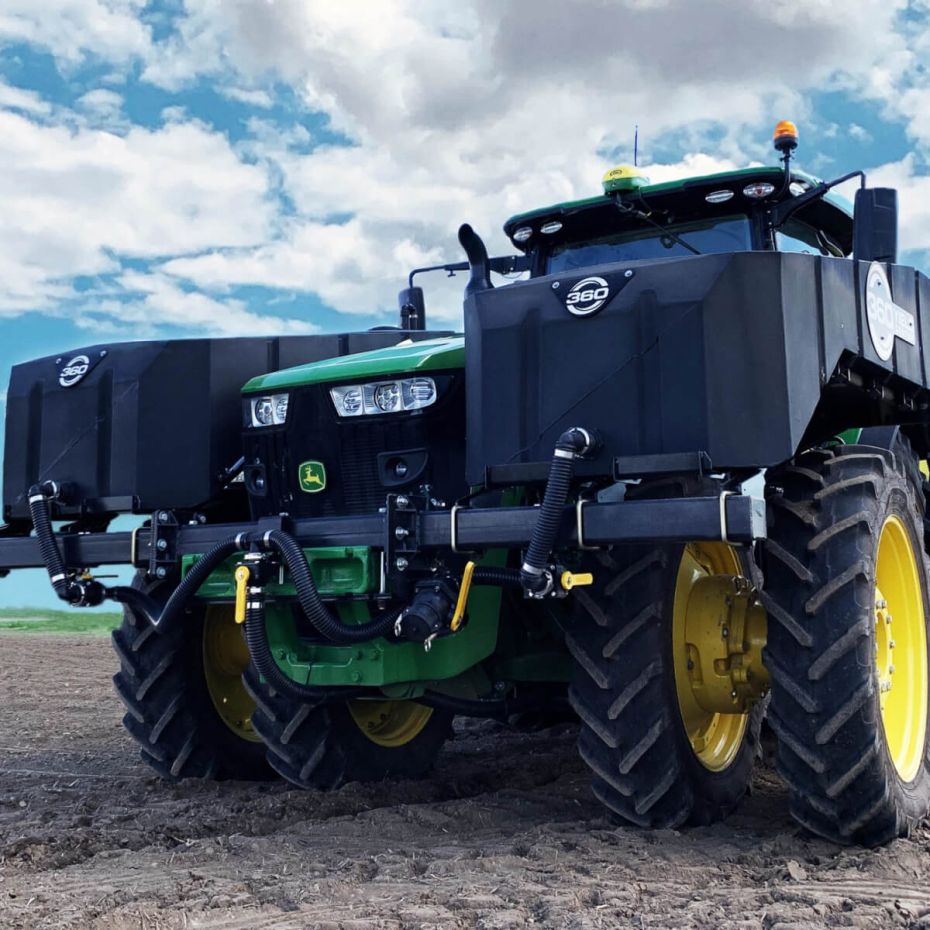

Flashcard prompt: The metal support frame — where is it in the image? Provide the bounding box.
[0,493,766,572]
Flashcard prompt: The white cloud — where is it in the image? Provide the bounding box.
[0,0,151,64]
[0,80,51,116]
[161,217,446,318]
[75,271,319,337]
[75,88,125,128]
[0,109,276,318]
[218,86,274,108]
[848,123,873,143]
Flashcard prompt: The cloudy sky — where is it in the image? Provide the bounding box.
[1,0,930,607]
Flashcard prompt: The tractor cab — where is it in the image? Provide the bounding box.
[505,165,855,277]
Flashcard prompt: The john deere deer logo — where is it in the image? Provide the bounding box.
[298,461,327,493]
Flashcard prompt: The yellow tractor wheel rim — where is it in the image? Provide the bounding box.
[347,700,433,748]
[672,542,749,772]
[875,514,928,782]
[202,605,262,743]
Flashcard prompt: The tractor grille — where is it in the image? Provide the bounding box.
[244,374,466,520]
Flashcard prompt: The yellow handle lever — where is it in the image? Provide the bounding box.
[451,561,476,632]
[234,565,251,624]
[561,571,594,591]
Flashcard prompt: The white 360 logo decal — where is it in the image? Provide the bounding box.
[565,276,610,316]
[59,355,90,387]
[865,262,915,362]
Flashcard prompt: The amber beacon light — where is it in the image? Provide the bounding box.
[773,120,799,154]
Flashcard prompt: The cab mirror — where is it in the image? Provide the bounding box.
[853,187,898,264]
[398,286,426,331]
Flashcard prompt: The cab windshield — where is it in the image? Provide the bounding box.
[547,215,752,274]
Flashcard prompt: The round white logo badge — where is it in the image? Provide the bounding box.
[565,276,611,317]
[866,263,896,361]
[59,354,91,387]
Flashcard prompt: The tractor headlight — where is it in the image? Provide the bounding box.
[249,393,289,427]
[330,377,438,417]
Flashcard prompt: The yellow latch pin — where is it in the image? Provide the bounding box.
[561,571,594,591]
[451,561,477,632]
[234,565,251,624]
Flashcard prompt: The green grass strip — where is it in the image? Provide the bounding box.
[0,607,121,635]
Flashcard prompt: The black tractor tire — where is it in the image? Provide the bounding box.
[244,668,453,789]
[568,543,765,828]
[112,574,272,781]
[763,440,930,845]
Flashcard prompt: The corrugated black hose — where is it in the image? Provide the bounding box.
[27,482,76,603]
[472,566,522,587]
[262,529,400,643]
[106,536,251,632]
[155,537,244,627]
[520,427,598,595]
[243,590,364,702]
[27,481,250,628]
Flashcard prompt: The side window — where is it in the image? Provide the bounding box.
[776,219,830,256]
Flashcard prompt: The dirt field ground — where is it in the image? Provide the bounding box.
[3,635,930,929]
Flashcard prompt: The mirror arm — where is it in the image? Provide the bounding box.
[770,169,867,229]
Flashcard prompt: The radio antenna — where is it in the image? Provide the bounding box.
[634,125,639,167]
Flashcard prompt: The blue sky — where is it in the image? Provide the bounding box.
[1,0,929,608]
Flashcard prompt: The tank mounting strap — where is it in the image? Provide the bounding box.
[450,503,477,554]
[576,498,599,551]
[719,491,735,545]
[130,525,146,567]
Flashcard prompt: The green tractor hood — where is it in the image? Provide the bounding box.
[243,335,465,394]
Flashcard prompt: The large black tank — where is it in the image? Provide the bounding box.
[3,332,445,521]
[464,251,930,485]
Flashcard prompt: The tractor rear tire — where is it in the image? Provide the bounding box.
[244,669,453,789]
[763,441,930,845]
[569,542,765,828]
[112,575,272,780]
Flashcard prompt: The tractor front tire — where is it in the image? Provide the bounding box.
[112,575,272,781]
[764,442,930,845]
[245,670,453,789]
[569,542,764,828]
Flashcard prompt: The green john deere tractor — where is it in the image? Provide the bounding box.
[5,120,930,845]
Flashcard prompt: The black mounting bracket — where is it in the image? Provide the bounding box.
[384,493,430,586]
[148,510,180,580]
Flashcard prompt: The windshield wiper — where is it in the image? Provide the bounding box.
[612,196,702,256]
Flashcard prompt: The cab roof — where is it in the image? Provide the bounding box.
[503,165,854,251]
